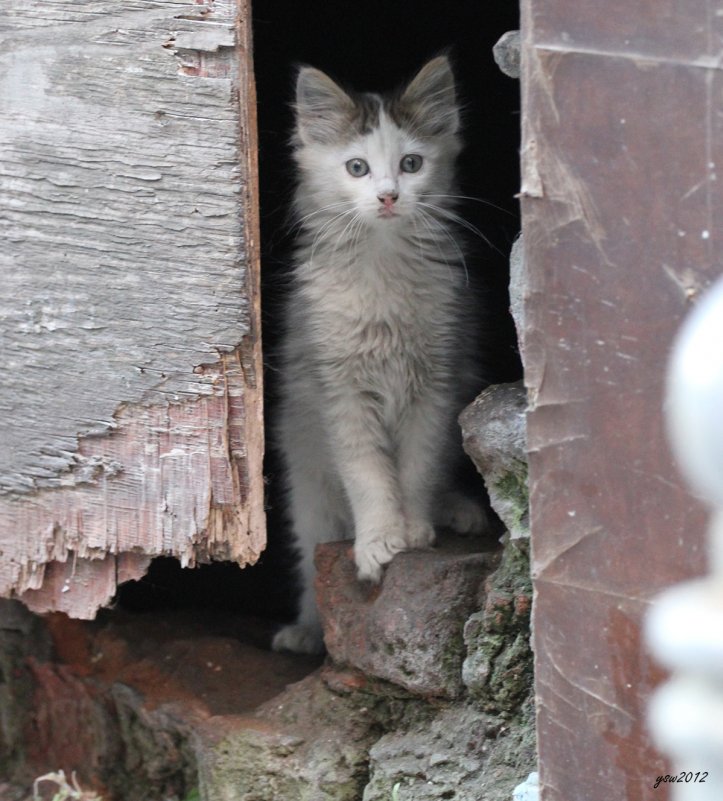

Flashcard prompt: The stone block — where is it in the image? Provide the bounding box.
[197,673,379,801]
[315,536,499,699]
[493,30,521,79]
[362,700,536,801]
[460,382,529,540]
[462,540,533,711]
[362,704,489,801]
[509,234,525,361]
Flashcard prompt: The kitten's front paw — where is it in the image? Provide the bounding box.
[436,492,489,535]
[405,518,436,549]
[271,622,325,655]
[354,528,407,583]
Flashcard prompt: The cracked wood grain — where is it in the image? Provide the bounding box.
[0,0,265,616]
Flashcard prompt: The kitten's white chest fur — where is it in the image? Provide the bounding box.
[272,56,488,656]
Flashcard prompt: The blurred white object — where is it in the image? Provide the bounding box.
[646,274,723,800]
[666,277,723,525]
[512,771,539,801]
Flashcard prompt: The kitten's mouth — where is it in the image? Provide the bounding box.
[377,207,399,219]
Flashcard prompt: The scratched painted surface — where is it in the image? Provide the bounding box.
[521,2,718,799]
[0,0,265,615]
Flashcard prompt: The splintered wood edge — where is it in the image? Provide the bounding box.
[8,346,265,619]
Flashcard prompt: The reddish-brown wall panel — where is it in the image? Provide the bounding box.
[521,2,718,798]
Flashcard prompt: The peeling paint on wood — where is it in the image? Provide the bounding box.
[0,0,264,616]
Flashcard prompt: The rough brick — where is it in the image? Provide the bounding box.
[315,535,500,698]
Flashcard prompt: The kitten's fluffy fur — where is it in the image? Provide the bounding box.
[273,57,488,654]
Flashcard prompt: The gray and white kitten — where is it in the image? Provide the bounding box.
[272,56,488,654]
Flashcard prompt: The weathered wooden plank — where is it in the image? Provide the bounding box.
[0,0,264,616]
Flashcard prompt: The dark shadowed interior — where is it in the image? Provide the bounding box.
[117,0,521,626]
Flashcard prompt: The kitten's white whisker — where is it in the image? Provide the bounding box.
[416,208,469,286]
[420,193,515,216]
[416,201,487,239]
[410,215,427,267]
[416,201,503,257]
[350,213,366,257]
[292,200,357,233]
[307,208,358,269]
[414,209,456,283]
[332,212,363,260]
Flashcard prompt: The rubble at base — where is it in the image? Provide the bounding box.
[2,379,535,801]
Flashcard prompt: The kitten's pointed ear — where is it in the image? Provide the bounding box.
[399,56,460,137]
[295,66,355,144]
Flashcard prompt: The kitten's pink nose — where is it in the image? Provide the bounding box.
[377,191,399,208]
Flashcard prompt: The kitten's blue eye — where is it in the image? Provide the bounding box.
[400,154,423,173]
[346,158,370,177]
